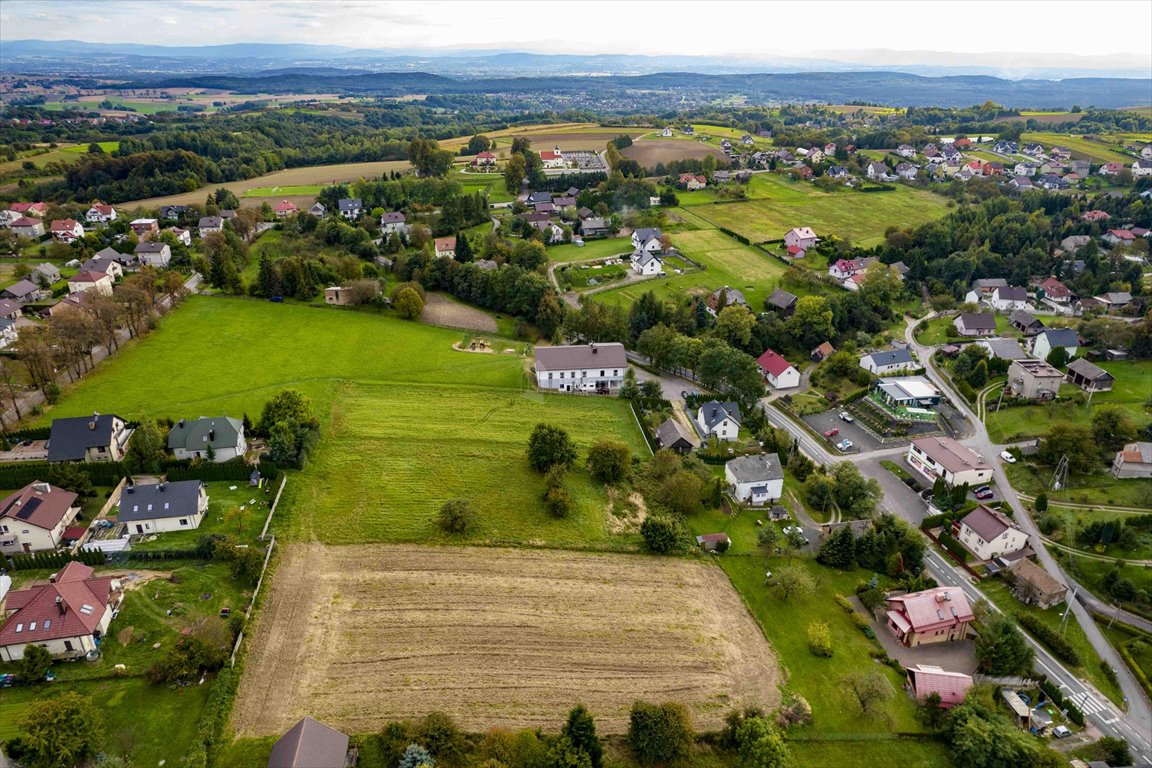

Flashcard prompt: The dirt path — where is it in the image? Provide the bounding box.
[420,292,498,333]
[233,543,780,737]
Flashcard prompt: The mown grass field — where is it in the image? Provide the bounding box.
[36,297,526,423]
[1005,461,1152,509]
[683,183,951,248]
[1019,132,1136,164]
[985,360,1152,442]
[284,381,647,547]
[549,237,632,263]
[914,314,1018,345]
[240,184,325,197]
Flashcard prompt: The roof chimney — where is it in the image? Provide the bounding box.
[590,343,598,354]
[56,595,65,615]
[935,591,951,603]
[207,429,215,442]
[32,482,50,494]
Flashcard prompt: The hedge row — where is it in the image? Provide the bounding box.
[6,547,106,571]
[0,461,129,488]
[1018,613,1081,667]
[1038,678,1086,727]
[937,530,971,563]
[164,460,281,483]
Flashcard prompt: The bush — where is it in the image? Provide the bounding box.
[16,644,52,683]
[628,702,694,765]
[437,499,477,534]
[1017,613,1081,666]
[775,693,812,730]
[807,621,833,657]
[641,515,685,554]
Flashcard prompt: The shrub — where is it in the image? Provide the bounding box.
[437,499,477,534]
[627,702,694,765]
[807,621,833,657]
[774,693,812,730]
[527,423,577,472]
[833,593,853,612]
[641,515,685,554]
[1017,613,1081,666]
[16,644,52,683]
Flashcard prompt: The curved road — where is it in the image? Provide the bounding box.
[758,314,1151,764]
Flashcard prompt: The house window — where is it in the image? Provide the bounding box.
[180,519,188,526]
[600,370,605,376]
[560,373,565,379]
[14,624,22,633]
[64,640,73,651]
[29,622,36,631]
[43,620,50,629]
[548,373,553,380]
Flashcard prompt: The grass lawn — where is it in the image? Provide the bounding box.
[240,184,325,197]
[913,314,1018,346]
[1020,132,1135,165]
[683,184,951,248]
[978,579,1125,707]
[789,738,953,768]
[59,141,120,154]
[1055,551,1152,622]
[594,228,787,311]
[0,676,211,767]
[549,237,632,263]
[985,361,1152,442]
[129,483,273,550]
[453,171,516,204]
[1004,461,1152,509]
[284,381,647,548]
[1094,620,1152,702]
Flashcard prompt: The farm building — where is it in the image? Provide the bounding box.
[1006,359,1063,400]
[698,401,742,443]
[167,417,247,462]
[47,413,132,463]
[725,453,784,506]
[117,480,208,535]
[0,562,124,662]
[268,717,350,768]
[885,588,974,647]
[0,481,81,555]
[1065,358,1114,393]
[1009,310,1045,336]
[905,665,973,708]
[655,419,695,453]
[1111,442,1152,479]
[907,437,992,488]
[860,348,915,375]
[755,349,800,390]
[955,505,1029,561]
[1005,558,1067,609]
[533,343,627,394]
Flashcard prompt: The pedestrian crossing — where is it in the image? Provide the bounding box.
[1060,685,1112,720]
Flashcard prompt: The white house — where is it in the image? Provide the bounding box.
[989,286,1031,312]
[697,401,741,443]
[167,417,247,462]
[631,250,664,276]
[117,480,208,535]
[66,270,114,296]
[907,437,993,488]
[198,216,223,237]
[957,505,1029,561]
[0,561,123,661]
[1031,328,1079,362]
[0,482,81,555]
[661,126,674,137]
[725,453,784,506]
[50,219,84,243]
[828,258,871,281]
[434,236,456,259]
[167,227,192,247]
[135,242,171,268]
[631,227,663,255]
[784,227,820,252]
[755,349,801,389]
[337,198,363,219]
[1132,159,1152,178]
[380,212,409,235]
[860,348,916,375]
[0,318,17,350]
[85,203,117,224]
[534,343,627,394]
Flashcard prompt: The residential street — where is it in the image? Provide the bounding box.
[755,312,1152,764]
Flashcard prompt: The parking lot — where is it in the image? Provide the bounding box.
[801,409,883,454]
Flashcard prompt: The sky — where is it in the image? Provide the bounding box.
[1,0,1151,67]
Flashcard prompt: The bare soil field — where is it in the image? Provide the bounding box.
[233,544,780,737]
[623,140,726,168]
[421,292,498,333]
[119,160,412,210]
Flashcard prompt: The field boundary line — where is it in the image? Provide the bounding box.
[259,475,288,540]
[233,533,277,667]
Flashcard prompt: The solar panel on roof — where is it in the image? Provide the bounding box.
[15,497,41,520]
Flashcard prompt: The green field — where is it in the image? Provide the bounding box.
[1020,132,1136,165]
[453,170,517,204]
[914,314,1018,346]
[790,739,953,768]
[59,141,120,154]
[1004,461,1152,509]
[682,182,951,248]
[240,184,325,198]
[284,381,647,547]
[594,228,788,311]
[985,360,1152,442]
[549,237,632,263]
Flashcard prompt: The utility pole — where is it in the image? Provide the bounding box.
[1058,587,1078,635]
[1050,454,1069,492]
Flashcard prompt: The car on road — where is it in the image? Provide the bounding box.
[974,486,994,500]
[1000,450,1017,464]
[836,439,854,452]
[823,428,840,438]
[838,411,854,422]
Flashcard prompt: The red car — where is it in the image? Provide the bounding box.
[823,428,840,438]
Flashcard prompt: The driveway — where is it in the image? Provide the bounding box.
[866,597,979,675]
[801,410,883,454]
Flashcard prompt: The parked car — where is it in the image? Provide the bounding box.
[1000,450,1017,464]
[974,487,994,500]
[1052,726,1072,739]
[782,526,809,544]
[838,411,854,422]
[823,428,840,438]
[836,439,854,452]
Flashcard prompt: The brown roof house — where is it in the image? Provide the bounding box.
[268,716,350,768]
[0,481,81,555]
[1065,358,1114,393]
[885,588,974,647]
[955,505,1028,562]
[1112,441,1152,479]
[0,561,123,661]
[1005,558,1067,609]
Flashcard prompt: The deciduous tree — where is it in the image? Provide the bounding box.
[18,691,104,768]
[527,423,577,472]
[627,702,693,765]
[586,440,632,484]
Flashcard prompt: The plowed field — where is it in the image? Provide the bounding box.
[233,544,780,737]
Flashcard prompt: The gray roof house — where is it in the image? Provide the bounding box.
[1,279,47,303]
[724,453,785,506]
[954,313,997,337]
[337,198,363,219]
[697,401,742,442]
[118,480,208,534]
[31,263,61,284]
[47,413,132,463]
[765,288,798,313]
[860,348,915,374]
[980,338,1030,361]
[268,717,349,768]
[134,241,171,267]
[655,419,695,453]
[94,246,136,266]
[1009,309,1045,336]
[167,416,247,462]
[1065,358,1114,393]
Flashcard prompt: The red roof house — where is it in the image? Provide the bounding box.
[1037,276,1072,303]
[755,349,800,389]
[10,202,46,217]
[273,200,298,218]
[0,561,122,661]
[49,218,84,242]
[472,151,496,166]
[0,481,80,554]
[1081,210,1111,222]
[906,665,973,708]
[885,588,974,647]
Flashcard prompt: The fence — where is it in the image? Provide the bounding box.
[259,476,288,540]
[231,533,276,667]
